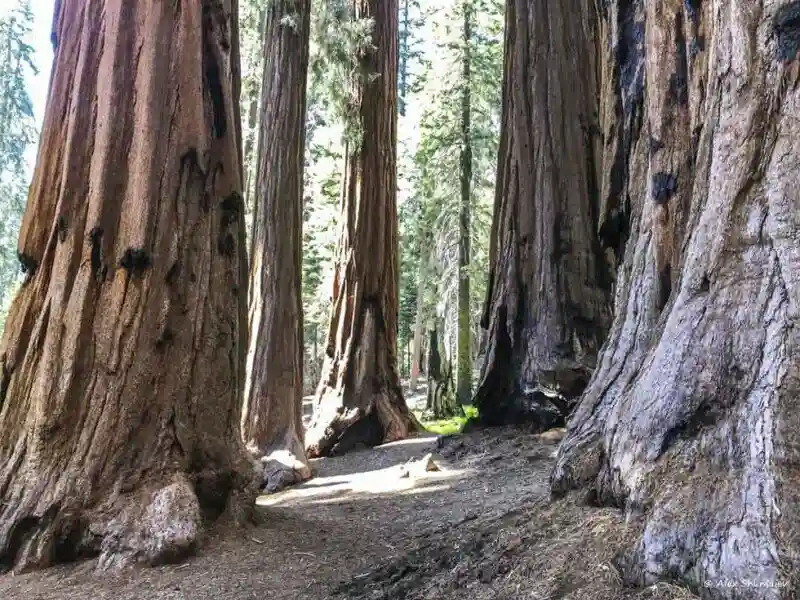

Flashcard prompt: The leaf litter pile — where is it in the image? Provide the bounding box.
[0,427,698,600]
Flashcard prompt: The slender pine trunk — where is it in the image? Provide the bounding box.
[456,0,473,406]
[398,0,410,116]
[409,257,426,390]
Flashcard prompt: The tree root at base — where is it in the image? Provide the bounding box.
[306,396,420,459]
[0,469,257,574]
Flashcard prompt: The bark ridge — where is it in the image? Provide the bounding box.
[474,0,613,428]
[553,1,800,597]
[0,0,253,572]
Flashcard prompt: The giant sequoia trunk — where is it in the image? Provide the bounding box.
[474,0,613,428]
[0,0,253,572]
[242,0,311,493]
[553,1,800,597]
[305,0,418,458]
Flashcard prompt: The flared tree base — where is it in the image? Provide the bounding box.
[472,358,581,431]
[0,462,255,573]
[305,389,420,458]
[424,328,464,421]
[426,372,464,421]
[250,432,312,494]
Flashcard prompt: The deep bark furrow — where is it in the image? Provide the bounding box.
[553,2,800,597]
[306,0,417,458]
[0,0,252,573]
[474,0,612,428]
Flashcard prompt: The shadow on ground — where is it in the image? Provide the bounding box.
[0,428,699,600]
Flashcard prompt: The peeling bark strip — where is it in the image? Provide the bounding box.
[0,0,252,572]
[242,0,311,492]
[305,0,418,458]
[473,0,613,428]
[553,1,800,597]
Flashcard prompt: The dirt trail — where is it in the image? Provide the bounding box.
[0,428,697,600]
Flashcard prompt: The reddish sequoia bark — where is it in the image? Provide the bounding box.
[0,0,253,572]
[242,0,311,493]
[474,0,613,428]
[553,1,800,597]
[305,0,418,458]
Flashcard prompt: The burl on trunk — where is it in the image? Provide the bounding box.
[0,0,253,572]
[553,1,800,597]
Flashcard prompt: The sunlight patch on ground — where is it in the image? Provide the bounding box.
[256,462,472,508]
[373,435,440,448]
[302,483,455,506]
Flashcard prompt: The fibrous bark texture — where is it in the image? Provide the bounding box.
[426,327,463,420]
[243,0,311,494]
[553,1,800,597]
[305,0,418,458]
[0,0,253,572]
[474,0,613,428]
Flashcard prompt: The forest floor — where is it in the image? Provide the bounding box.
[0,424,702,600]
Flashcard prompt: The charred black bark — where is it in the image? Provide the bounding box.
[474,0,612,429]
